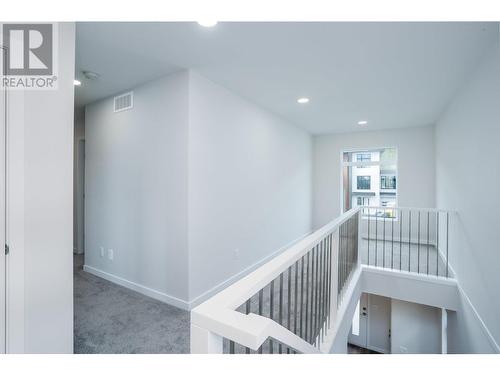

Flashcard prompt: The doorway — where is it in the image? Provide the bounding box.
[349,293,391,354]
[75,139,85,256]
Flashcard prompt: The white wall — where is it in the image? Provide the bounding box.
[84,70,312,308]
[19,23,75,353]
[187,72,312,303]
[313,126,436,229]
[391,299,441,354]
[85,71,190,304]
[435,35,500,353]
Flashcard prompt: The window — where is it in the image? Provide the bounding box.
[342,148,398,216]
[356,153,371,168]
[381,175,396,189]
[357,176,371,190]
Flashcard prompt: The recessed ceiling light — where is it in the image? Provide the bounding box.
[358,120,368,126]
[74,79,81,86]
[297,97,310,104]
[197,21,218,27]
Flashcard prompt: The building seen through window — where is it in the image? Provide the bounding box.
[342,148,397,217]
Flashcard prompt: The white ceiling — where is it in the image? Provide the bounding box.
[75,22,498,134]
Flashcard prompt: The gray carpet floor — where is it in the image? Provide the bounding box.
[73,255,190,354]
[73,236,448,354]
[359,238,448,276]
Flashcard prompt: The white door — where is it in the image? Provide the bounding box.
[349,293,368,348]
[0,51,6,354]
[367,294,391,353]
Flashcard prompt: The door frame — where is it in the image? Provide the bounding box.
[348,293,368,348]
[0,44,6,354]
[0,38,26,353]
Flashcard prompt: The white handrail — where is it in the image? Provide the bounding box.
[191,207,360,353]
[362,205,455,213]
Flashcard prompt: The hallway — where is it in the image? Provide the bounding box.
[73,255,190,353]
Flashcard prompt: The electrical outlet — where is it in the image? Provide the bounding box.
[99,246,104,257]
[233,248,240,260]
[108,249,114,261]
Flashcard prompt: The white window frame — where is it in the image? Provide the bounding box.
[340,147,399,218]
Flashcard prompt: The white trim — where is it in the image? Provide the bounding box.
[5,88,25,353]
[83,265,190,311]
[441,309,448,354]
[82,232,314,311]
[361,265,457,287]
[188,231,312,309]
[456,283,500,353]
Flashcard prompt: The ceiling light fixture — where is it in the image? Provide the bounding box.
[358,120,368,126]
[197,20,218,27]
[74,79,81,86]
[83,71,100,81]
[297,97,310,104]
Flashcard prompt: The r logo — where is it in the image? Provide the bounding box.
[2,24,53,76]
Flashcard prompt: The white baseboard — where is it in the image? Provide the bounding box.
[83,265,190,310]
[187,231,312,309]
[82,232,312,311]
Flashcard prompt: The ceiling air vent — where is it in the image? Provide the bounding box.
[114,92,133,113]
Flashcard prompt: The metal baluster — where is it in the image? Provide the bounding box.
[367,208,370,266]
[399,209,403,271]
[323,236,328,339]
[287,267,291,340]
[310,247,315,344]
[446,212,449,278]
[312,246,318,344]
[417,211,421,274]
[230,340,235,354]
[322,237,327,340]
[314,242,322,346]
[344,221,348,286]
[316,240,322,346]
[294,262,298,336]
[338,225,342,303]
[436,212,440,277]
[270,280,274,353]
[317,240,323,347]
[321,236,329,340]
[427,211,430,275]
[258,289,263,353]
[300,256,305,339]
[391,209,394,269]
[338,225,341,301]
[309,248,314,344]
[408,210,412,272]
[375,213,378,267]
[305,252,310,342]
[346,219,349,283]
[279,273,284,353]
[328,233,333,328]
[383,215,386,268]
[246,299,251,353]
